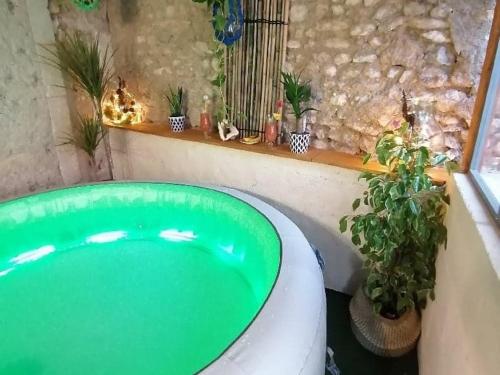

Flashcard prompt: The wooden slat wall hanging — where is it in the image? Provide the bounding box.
[226,0,290,138]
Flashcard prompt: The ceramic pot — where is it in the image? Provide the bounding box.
[349,288,421,357]
[289,132,310,154]
[169,116,185,132]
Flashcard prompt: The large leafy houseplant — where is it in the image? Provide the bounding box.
[281,72,316,133]
[340,123,453,319]
[42,32,114,179]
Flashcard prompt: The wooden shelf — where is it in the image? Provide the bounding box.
[106,122,449,182]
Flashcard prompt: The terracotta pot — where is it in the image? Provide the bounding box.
[349,288,421,357]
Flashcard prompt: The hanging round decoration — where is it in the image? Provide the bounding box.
[212,0,244,46]
[71,0,100,11]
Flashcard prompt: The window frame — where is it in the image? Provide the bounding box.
[469,40,500,222]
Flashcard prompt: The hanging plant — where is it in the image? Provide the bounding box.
[71,0,100,11]
[192,0,244,46]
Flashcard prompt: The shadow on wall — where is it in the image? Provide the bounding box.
[119,0,139,23]
[244,190,364,295]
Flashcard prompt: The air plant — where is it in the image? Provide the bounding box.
[164,86,185,117]
[41,32,115,178]
[281,71,317,133]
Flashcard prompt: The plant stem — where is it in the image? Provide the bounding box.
[92,97,114,180]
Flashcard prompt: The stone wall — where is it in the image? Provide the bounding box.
[48,0,114,180]
[106,0,214,126]
[286,0,495,160]
[47,0,494,162]
[0,0,64,200]
[49,0,214,131]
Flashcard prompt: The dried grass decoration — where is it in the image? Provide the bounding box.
[71,0,100,11]
[103,77,144,126]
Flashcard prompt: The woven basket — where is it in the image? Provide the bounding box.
[349,288,421,357]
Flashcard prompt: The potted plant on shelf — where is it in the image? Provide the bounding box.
[281,71,317,154]
[60,115,104,182]
[339,123,454,357]
[165,86,186,133]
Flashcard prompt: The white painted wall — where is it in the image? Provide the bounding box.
[109,128,365,293]
[24,114,498,373]
[419,174,500,375]
[111,129,500,373]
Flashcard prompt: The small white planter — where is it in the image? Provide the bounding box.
[169,116,185,133]
[289,132,310,154]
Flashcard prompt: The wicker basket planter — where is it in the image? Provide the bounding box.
[349,288,421,357]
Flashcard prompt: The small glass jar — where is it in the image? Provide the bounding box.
[200,112,212,136]
[412,98,444,152]
[265,115,278,146]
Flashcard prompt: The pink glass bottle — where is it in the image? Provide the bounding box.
[265,114,278,146]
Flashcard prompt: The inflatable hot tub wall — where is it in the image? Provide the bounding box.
[0,183,326,375]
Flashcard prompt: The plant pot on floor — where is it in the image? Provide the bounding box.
[289,131,310,154]
[169,116,185,132]
[349,288,421,357]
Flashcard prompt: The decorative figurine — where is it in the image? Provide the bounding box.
[217,119,239,141]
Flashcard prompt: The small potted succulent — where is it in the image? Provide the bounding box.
[165,86,186,132]
[339,123,455,357]
[281,71,317,154]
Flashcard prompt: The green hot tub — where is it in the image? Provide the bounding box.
[0,183,281,375]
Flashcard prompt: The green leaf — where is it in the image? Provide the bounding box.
[445,161,459,174]
[339,216,348,233]
[352,235,361,246]
[389,185,400,200]
[431,154,447,166]
[362,153,372,164]
[211,72,226,87]
[214,13,226,32]
[352,198,361,211]
[412,176,421,192]
[409,199,420,215]
[371,287,384,299]
[417,147,429,166]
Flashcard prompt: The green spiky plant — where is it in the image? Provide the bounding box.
[60,115,104,180]
[281,71,317,133]
[41,32,114,179]
[340,123,456,319]
[164,86,185,117]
